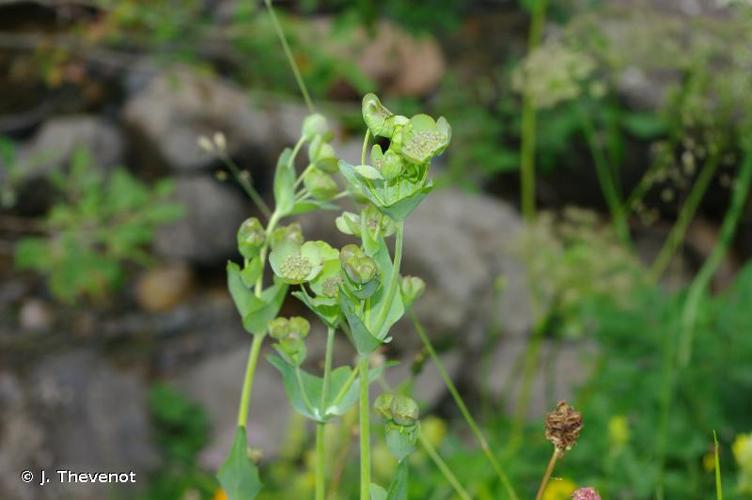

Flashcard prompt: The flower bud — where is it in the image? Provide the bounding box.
[380,149,404,180]
[303,167,338,200]
[288,316,310,338]
[545,401,583,456]
[270,223,304,250]
[213,132,227,152]
[335,212,361,236]
[374,393,394,420]
[237,217,265,259]
[276,336,307,366]
[390,394,419,426]
[302,113,328,140]
[400,275,425,307]
[197,135,215,154]
[268,317,290,340]
[314,143,339,173]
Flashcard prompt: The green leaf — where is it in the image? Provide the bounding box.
[355,164,384,180]
[290,198,338,216]
[292,290,340,328]
[227,261,254,318]
[370,238,405,340]
[243,281,289,335]
[379,182,433,221]
[370,483,388,500]
[217,427,262,500]
[268,355,385,422]
[273,148,295,216]
[386,460,409,500]
[15,238,50,271]
[339,290,385,354]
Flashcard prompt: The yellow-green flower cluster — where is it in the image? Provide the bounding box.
[733,433,752,493]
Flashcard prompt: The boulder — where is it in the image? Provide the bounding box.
[123,67,309,174]
[153,176,250,264]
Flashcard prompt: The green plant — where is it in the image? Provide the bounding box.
[13,148,183,302]
[145,384,215,500]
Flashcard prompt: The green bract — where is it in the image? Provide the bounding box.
[340,244,380,299]
[375,394,420,461]
[400,275,425,308]
[362,93,408,139]
[270,223,304,250]
[269,240,328,284]
[303,167,338,200]
[301,113,328,141]
[237,217,265,259]
[268,316,310,366]
[399,114,452,165]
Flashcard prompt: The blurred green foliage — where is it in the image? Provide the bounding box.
[14,148,183,302]
[145,383,216,499]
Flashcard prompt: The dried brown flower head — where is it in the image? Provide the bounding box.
[545,401,583,456]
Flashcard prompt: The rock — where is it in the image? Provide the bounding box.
[135,262,194,313]
[355,20,446,97]
[173,344,291,468]
[18,115,124,175]
[0,350,158,500]
[18,298,53,332]
[310,19,445,98]
[153,176,250,264]
[123,66,310,174]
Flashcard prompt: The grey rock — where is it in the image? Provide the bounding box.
[0,350,158,500]
[123,66,309,174]
[18,115,124,176]
[153,176,250,263]
[173,344,291,469]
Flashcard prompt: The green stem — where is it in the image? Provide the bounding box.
[358,354,371,500]
[579,106,629,244]
[650,153,720,280]
[372,221,404,334]
[262,0,314,113]
[409,310,519,500]
[361,129,370,165]
[519,0,548,221]
[315,422,326,500]
[655,148,752,492]
[419,429,472,500]
[534,449,559,500]
[315,327,336,499]
[507,323,545,454]
[714,431,723,500]
[219,152,272,219]
[236,333,266,427]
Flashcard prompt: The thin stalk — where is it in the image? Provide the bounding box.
[237,333,266,427]
[419,429,472,500]
[362,129,370,165]
[655,148,752,492]
[315,327,336,500]
[358,354,371,500]
[519,0,548,221]
[219,152,272,219]
[315,423,326,500]
[534,449,559,500]
[650,153,720,280]
[579,106,629,244]
[409,310,519,500]
[507,324,544,454]
[262,0,314,113]
[714,431,723,500]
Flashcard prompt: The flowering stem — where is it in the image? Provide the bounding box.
[237,333,265,427]
[650,152,720,280]
[419,429,472,500]
[262,0,314,113]
[315,326,336,500]
[519,0,548,221]
[578,106,629,244]
[358,354,371,500]
[534,449,559,500]
[219,152,272,219]
[409,310,519,500]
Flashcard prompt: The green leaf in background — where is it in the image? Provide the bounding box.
[385,459,409,500]
[273,148,295,216]
[217,427,262,500]
[370,483,388,500]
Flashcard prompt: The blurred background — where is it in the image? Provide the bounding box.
[1,0,752,498]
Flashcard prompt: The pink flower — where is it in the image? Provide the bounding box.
[572,487,601,500]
